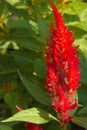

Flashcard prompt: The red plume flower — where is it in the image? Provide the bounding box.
[45,1,80,124]
[25,123,42,130]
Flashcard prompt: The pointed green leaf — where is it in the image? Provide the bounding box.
[63,1,87,15]
[74,39,87,56]
[7,19,32,29]
[18,71,51,106]
[78,85,87,105]
[6,0,20,5]
[72,116,87,129]
[79,8,87,21]
[77,106,87,116]
[2,107,58,124]
[72,22,87,32]
[12,50,40,73]
[0,55,17,84]
[14,38,43,52]
[47,121,60,130]
[37,18,49,44]
[34,59,46,78]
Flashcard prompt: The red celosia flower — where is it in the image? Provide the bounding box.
[25,123,42,130]
[45,0,80,124]
[16,105,42,130]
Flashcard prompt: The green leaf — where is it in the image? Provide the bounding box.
[80,59,87,83]
[37,18,49,44]
[72,116,87,129]
[0,0,8,16]
[12,50,40,73]
[7,19,32,29]
[64,14,79,24]
[34,59,46,78]
[4,93,28,114]
[14,38,43,52]
[79,8,87,21]
[0,55,16,74]
[62,3,76,15]
[7,1,28,18]
[0,55,17,84]
[6,0,20,6]
[70,21,87,32]
[2,107,58,124]
[74,39,87,56]
[74,38,87,83]
[0,125,12,130]
[47,121,60,130]
[12,50,41,63]
[77,106,87,116]
[78,85,87,105]
[18,71,51,106]
[73,1,87,15]
[63,1,87,15]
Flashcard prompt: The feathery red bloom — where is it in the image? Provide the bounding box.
[25,123,42,130]
[16,106,42,130]
[45,1,80,124]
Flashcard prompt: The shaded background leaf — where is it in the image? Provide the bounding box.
[18,71,51,106]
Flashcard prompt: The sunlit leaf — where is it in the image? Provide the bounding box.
[2,107,58,124]
[6,0,20,6]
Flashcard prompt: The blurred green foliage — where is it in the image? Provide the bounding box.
[0,0,87,130]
